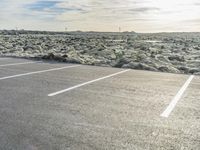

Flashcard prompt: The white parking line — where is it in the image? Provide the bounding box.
[0,61,42,67]
[0,65,80,80]
[48,69,130,97]
[160,75,194,118]
[0,58,10,60]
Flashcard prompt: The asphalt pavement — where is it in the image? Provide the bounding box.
[0,57,199,150]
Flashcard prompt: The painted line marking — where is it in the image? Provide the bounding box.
[160,75,194,118]
[48,69,130,97]
[0,61,42,67]
[0,58,10,60]
[0,65,80,80]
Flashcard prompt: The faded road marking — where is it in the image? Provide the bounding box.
[0,65,80,80]
[48,69,130,97]
[0,58,10,60]
[160,75,194,118]
[0,61,42,67]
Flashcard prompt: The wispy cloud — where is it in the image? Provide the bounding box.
[27,1,87,13]
[194,2,200,6]
[27,1,59,11]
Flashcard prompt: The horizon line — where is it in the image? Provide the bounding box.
[1,29,200,34]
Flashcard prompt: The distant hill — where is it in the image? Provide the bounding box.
[0,30,136,35]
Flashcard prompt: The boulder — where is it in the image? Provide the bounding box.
[158,66,180,73]
[177,66,190,73]
[194,72,200,75]
[114,57,131,67]
[188,68,200,74]
[123,62,157,71]
[42,53,66,62]
[168,55,185,62]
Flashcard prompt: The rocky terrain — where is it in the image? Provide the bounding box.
[0,30,200,74]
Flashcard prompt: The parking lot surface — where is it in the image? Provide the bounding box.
[0,57,199,150]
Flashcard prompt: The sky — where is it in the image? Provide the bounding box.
[0,0,200,32]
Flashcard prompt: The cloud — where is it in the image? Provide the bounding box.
[182,18,200,24]
[27,0,88,13]
[127,7,160,14]
[27,1,59,11]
